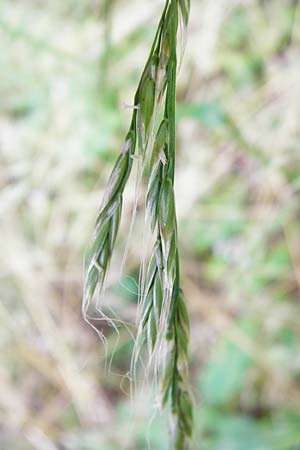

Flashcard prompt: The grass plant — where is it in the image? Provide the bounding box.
[84,1,192,448]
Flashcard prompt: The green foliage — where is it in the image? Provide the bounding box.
[177,102,227,129]
[200,339,252,406]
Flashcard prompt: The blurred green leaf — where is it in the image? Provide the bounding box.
[213,415,266,450]
[199,338,252,406]
[113,275,139,303]
[177,101,227,128]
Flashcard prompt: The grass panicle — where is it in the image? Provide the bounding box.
[84,1,192,449]
[136,2,193,449]
[83,2,170,314]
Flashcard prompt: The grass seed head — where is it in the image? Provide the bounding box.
[84,1,193,449]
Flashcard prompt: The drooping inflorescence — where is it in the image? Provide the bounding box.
[83,1,192,449]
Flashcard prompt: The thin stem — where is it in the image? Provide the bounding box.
[166,0,178,184]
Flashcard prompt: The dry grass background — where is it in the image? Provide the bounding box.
[1,1,300,449]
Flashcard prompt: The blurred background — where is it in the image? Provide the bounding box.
[1,0,300,449]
